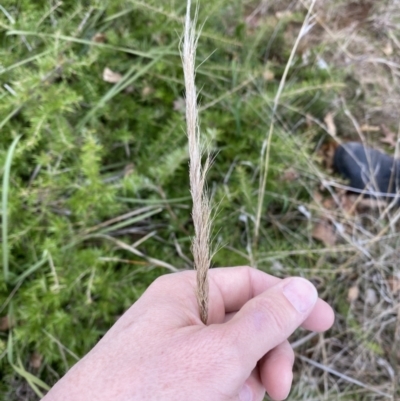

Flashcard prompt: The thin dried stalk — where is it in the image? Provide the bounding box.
[182,0,211,324]
[254,0,317,246]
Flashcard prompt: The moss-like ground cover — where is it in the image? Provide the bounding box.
[2,1,398,400]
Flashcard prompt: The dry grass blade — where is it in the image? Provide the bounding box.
[254,0,317,246]
[298,355,392,398]
[2,135,21,283]
[92,234,179,272]
[182,0,211,325]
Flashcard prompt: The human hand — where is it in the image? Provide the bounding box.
[43,266,334,401]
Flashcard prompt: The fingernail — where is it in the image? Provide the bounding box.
[283,278,318,314]
[238,384,252,401]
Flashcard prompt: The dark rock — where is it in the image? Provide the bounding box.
[333,142,400,202]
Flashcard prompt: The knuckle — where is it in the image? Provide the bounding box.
[147,274,170,293]
[250,296,289,334]
[150,271,193,292]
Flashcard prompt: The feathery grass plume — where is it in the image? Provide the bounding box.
[182,0,211,324]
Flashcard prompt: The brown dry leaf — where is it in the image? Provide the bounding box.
[339,193,358,214]
[339,193,386,214]
[305,114,313,128]
[360,124,380,132]
[142,86,153,97]
[92,33,107,43]
[388,275,400,294]
[30,351,43,369]
[281,168,299,182]
[322,197,336,210]
[380,124,397,148]
[339,1,373,28]
[356,197,387,211]
[0,316,12,332]
[313,191,323,203]
[324,112,337,137]
[312,221,336,246]
[348,285,359,302]
[124,163,134,177]
[383,42,393,56]
[103,67,123,84]
[262,69,275,81]
[318,141,337,170]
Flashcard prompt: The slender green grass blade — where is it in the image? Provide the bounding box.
[116,196,191,204]
[7,326,13,365]
[12,358,50,397]
[98,208,162,234]
[12,256,49,285]
[6,31,176,59]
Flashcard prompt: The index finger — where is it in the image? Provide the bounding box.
[208,266,334,332]
[210,266,281,313]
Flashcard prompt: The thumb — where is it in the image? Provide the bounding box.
[219,277,318,372]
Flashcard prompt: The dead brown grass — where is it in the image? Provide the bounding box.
[291,1,400,399]
[244,1,400,399]
[314,0,400,131]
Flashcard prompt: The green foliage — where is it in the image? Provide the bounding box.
[0,0,341,398]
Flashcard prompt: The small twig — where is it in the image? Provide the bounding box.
[182,0,211,324]
[81,206,159,235]
[42,330,80,361]
[298,355,392,398]
[290,331,318,350]
[157,186,190,235]
[93,234,179,272]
